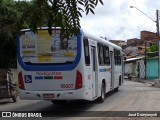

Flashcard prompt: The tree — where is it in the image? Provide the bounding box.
[146,45,158,53]
[146,45,158,58]
[20,0,104,37]
[0,0,31,68]
[0,0,17,68]
[0,0,104,68]
[150,45,158,52]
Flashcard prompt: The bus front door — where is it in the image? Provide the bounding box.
[91,46,98,98]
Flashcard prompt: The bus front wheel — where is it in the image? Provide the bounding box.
[98,82,105,103]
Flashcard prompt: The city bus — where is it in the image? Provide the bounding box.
[17,27,124,104]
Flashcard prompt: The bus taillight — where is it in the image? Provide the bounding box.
[75,70,82,89]
[18,71,25,90]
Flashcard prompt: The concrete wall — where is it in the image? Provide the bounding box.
[125,59,145,78]
[125,58,159,80]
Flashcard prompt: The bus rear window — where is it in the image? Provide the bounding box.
[20,29,77,65]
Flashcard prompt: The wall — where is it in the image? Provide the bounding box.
[125,59,145,78]
[146,58,158,80]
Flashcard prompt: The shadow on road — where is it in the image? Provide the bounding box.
[33,91,118,117]
[2,90,118,117]
[0,99,12,104]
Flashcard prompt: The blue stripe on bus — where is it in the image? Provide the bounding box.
[17,29,83,71]
[35,76,43,80]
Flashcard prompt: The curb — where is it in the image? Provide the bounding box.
[126,78,154,85]
[130,78,160,88]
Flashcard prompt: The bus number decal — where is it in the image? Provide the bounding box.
[60,84,73,88]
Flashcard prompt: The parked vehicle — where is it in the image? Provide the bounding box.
[0,69,17,103]
[124,72,132,80]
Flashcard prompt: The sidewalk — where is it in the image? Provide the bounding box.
[127,77,155,85]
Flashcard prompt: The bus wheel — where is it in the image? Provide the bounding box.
[119,76,122,86]
[114,87,119,92]
[98,82,105,103]
[51,100,67,105]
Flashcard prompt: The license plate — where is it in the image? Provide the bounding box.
[43,94,54,99]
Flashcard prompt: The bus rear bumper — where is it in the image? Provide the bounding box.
[18,87,90,100]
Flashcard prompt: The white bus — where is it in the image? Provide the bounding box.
[17,28,124,104]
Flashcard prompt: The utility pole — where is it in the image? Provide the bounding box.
[145,38,147,80]
[156,10,160,79]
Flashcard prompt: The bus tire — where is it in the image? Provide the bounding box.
[119,76,122,86]
[98,82,105,103]
[51,100,67,105]
[114,87,119,92]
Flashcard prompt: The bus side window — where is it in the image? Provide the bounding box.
[104,45,110,65]
[97,43,100,65]
[84,38,90,66]
[97,43,104,66]
[114,49,118,65]
[114,49,121,65]
[118,50,121,65]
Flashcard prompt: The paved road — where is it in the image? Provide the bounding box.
[0,80,160,120]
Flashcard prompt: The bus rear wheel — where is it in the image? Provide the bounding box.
[114,87,119,92]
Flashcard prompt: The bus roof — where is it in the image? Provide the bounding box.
[82,30,122,51]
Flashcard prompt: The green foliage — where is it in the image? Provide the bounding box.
[146,45,158,58]
[0,31,17,68]
[0,0,31,68]
[20,0,104,38]
[0,0,104,68]
[150,45,158,52]
[146,48,151,53]
[146,45,158,53]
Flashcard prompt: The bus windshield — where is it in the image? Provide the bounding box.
[20,29,77,65]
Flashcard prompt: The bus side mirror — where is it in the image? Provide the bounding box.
[124,57,126,61]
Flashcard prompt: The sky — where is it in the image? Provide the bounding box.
[80,0,160,41]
